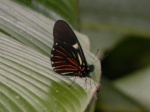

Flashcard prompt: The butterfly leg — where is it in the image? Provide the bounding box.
[84,78,88,90]
[89,78,92,89]
[84,78,92,89]
[68,76,76,87]
[91,76,99,90]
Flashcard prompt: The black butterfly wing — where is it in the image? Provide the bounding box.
[51,20,87,76]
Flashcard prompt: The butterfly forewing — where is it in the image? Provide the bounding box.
[53,20,87,65]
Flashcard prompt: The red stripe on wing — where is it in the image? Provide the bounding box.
[56,50,66,56]
[54,61,65,63]
[55,68,78,71]
[55,65,78,69]
[54,56,63,58]
[59,46,72,57]
[67,58,78,67]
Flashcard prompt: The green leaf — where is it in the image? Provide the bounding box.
[80,0,150,55]
[14,0,79,29]
[114,66,150,111]
[0,0,101,112]
[96,79,146,112]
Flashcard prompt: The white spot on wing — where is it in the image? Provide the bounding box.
[72,43,78,49]
[77,53,82,65]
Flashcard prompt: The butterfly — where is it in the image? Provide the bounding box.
[51,20,94,79]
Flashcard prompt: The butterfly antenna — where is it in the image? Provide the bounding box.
[92,59,100,65]
[91,49,99,64]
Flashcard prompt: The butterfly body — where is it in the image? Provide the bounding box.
[51,20,94,78]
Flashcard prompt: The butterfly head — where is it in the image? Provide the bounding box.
[88,64,94,72]
[85,64,95,77]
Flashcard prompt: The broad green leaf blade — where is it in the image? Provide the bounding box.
[0,0,89,56]
[0,0,101,112]
[0,33,99,112]
[14,0,79,29]
[0,0,53,56]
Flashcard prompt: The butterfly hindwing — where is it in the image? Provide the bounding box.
[51,41,80,76]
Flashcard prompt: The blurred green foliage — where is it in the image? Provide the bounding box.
[102,36,150,79]
[79,0,150,111]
